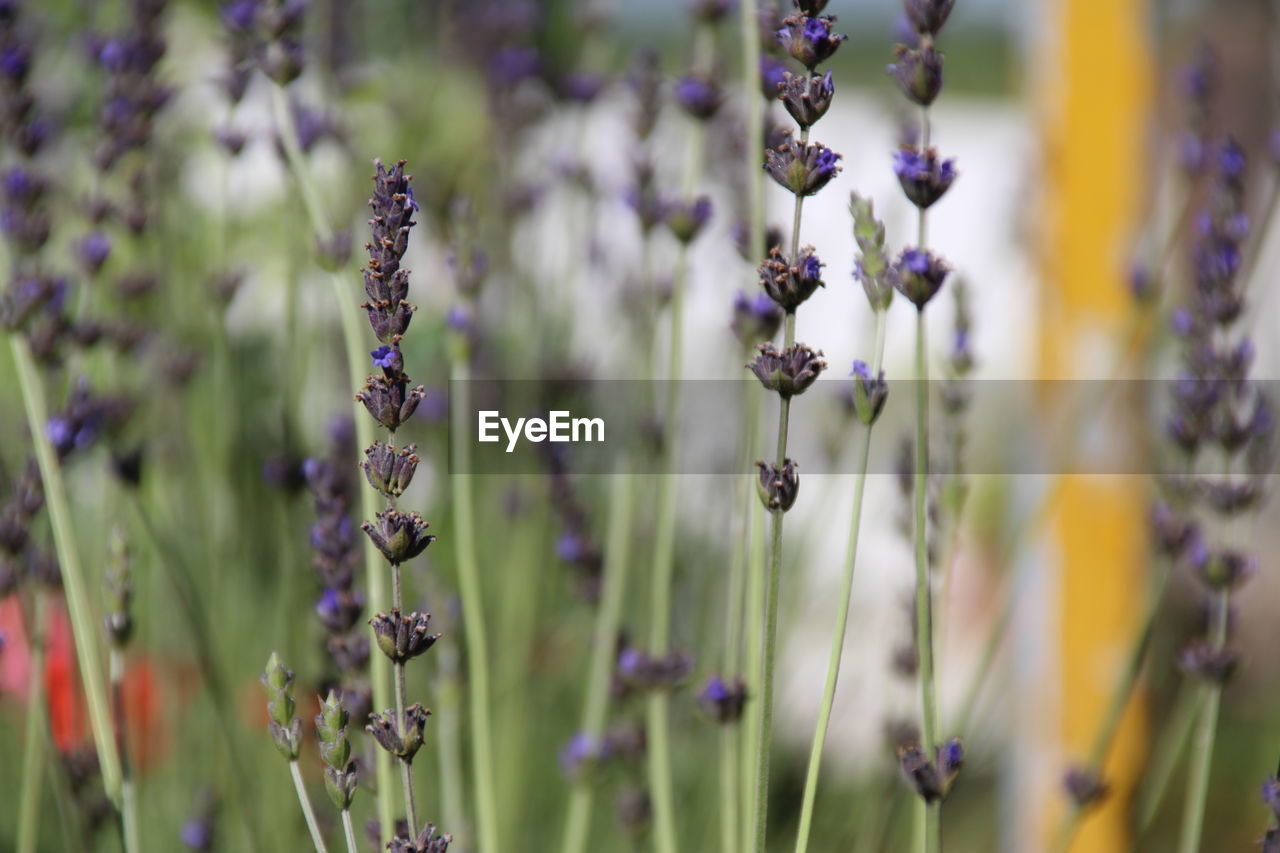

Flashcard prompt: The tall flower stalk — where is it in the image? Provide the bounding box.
[446,295,501,853]
[1172,138,1267,853]
[356,160,441,846]
[748,4,845,849]
[792,192,894,853]
[887,2,961,850]
[261,19,399,835]
[263,652,330,853]
[645,7,728,849]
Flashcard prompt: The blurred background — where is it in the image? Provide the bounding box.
[0,0,1277,851]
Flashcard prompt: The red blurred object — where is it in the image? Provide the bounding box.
[0,593,178,769]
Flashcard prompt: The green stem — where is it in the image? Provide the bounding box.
[718,385,758,853]
[9,335,122,800]
[738,0,765,825]
[740,393,766,848]
[17,589,48,853]
[1052,557,1171,853]
[1135,682,1202,835]
[1176,590,1230,853]
[435,637,465,836]
[913,308,941,853]
[644,23,717,850]
[752,123,806,848]
[341,810,359,853]
[449,353,500,853]
[793,309,888,853]
[269,82,396,845]
[112,649,141,853]
[289,760,331,853]
[562,470,636,853]
[646,248,686,853]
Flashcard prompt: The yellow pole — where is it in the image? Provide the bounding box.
[1037,0,1151,851]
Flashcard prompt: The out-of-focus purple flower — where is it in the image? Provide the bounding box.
[220,0,259,32]
[0,43,30,81]
[1219,138,1246,183]
[557,531,586,563]
[888,44,943,106]
[697,675,747,723]
[1263,776,1280,819]
[488,46,540,87]
[849,359,888,425]
[77,232,112,274]
[690,0,736,24]
[559,732,608,777]
[560,71,605,104]
[760,54,788,99]
[675,75,722,121]
[902,0,955,36]
[663,195,712,244]
[180,817,213,851]
[731,290,784,347]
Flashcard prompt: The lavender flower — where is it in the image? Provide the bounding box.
[675,74,723,121]
[893,146,957,209]
[765,136,842,197]
[754,458,800,511]
[663,195,713,244]
[892,248,950,309]
[776,14,846,71]
[850,360,889,425]
[902,0,955,36]
[697,676,748,723]
[777,71,834,128]
[759,246,824,310]
[760,54,789,99]
[388,823,452,853]
[748,342,827,398]
[731,290,784,347]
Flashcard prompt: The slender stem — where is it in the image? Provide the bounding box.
[450,353,500,853]
[17,589,48,853]
[646,248,686,853]
[793,310,888,853]
[9,335,122,800]
[341,810,359,853]
[718,385,758,853]
[1135,682,1202,834]
[1051,557,1171,853]
[644,22,717,850]
[289,760,331,853]
[752,114,806,847]
[562,471,635,853]
[754,501,786,853]
[735,0,765,829]
[435,637,466,836]
[112,649,141,853]
[740,393,766,848]
[913,309,941,853]
[718,724,739,853]
[399,757,419,836]
[269,82,396,845]
[1176,589,1230,853]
